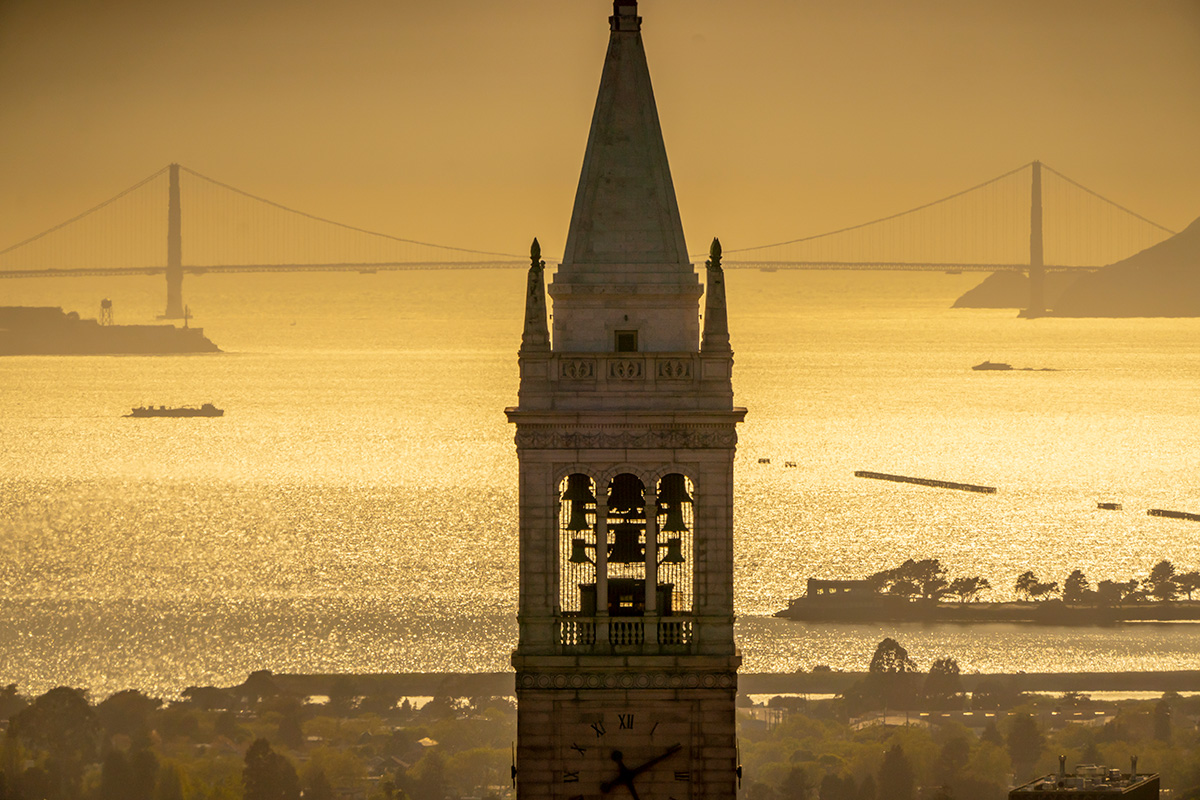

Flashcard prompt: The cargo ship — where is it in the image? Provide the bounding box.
[0,305,220,355]
[127,403,224,418]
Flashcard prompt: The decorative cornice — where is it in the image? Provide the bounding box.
[516,671,736,691]
[515,426,737,450]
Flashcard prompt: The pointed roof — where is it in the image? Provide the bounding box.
[555,1,694,286]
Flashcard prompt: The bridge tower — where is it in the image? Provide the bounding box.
[507,2,744,798]
[163,163,185,319]
[1027,160,1045,317]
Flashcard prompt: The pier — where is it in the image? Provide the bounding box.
[854,470,997,494]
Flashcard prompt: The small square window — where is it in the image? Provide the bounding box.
[614,330,638,352]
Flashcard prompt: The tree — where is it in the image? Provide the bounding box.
[1028,580,1059,601]
[867,559,949,600]
[855,774,876,800]
[1064,569,1090,604]
[242,738,300,800]
[869,638,918,674]
[924,658,963,708]
[1015,571,1038,600]
[404,750,448,800]
[1006,713,1044,778]
[1146,559,1180,601]
[863,638,920,709]
[98,751,133,800]
[981,719,1004,746]
[303,766,335,800]
[96,690,162,740]
[1175,570,1200,600]
[154,764,186,800]
[819,773,853,800]
[7,686,100,800]
[947,576,991,603]
[934,736,970,786]
[130,747,160,800]
[0,685,27,721]
[1096,579,1141,606]
[876,745,914,800]
[1154,698,1171,741]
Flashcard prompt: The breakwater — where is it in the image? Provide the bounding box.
[854,471,997,494]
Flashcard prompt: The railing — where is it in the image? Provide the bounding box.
[558,618,596,646]
[556,616,694,650]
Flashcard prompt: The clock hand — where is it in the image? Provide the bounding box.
[626,742,682,779]
[601,744,681,795]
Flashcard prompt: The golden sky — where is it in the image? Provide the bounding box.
[1,0,1197,260]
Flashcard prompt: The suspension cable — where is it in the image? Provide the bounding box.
[712,162,1033,256]
[1040,163,1177,235]
[0,166,169,256]
[179,166,523,260]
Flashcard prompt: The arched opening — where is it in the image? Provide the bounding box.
[655,472,694,615]
[558,473,596,615]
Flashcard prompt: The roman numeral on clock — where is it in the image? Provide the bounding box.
[618,713,634,729]
[591,721,606,737]
[675,771,691,781]
[563,770,580,782]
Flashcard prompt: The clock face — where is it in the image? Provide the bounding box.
[556,705,695,799]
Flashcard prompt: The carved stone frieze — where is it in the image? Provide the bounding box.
[656,358,692,379]
[607,359,644,380]
[560,359,596,380]
[515,426,737,450]
[516,671,736,690]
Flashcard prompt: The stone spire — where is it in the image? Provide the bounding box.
[701,237,731,354]
[520,238,549,352]
[549,0,701,352]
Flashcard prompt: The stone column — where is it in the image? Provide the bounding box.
[643,479,659,645]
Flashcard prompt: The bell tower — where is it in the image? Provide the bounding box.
[507,3,744,798]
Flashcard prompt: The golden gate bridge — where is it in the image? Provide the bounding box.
[0,162,1176,318]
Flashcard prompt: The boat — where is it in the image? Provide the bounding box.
[972,360,1013,371]
[126,403,224,418]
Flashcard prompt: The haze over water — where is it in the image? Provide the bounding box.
[2,269,1199,698]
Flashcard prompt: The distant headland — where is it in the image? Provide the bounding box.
[0,305,219,355]
[954,215,1200,316]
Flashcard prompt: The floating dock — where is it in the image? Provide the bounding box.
[1148,508,1200,522]
[854,470,997,494]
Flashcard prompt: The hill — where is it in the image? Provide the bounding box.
[952,271,1079,309]
[1052,215,1200,317]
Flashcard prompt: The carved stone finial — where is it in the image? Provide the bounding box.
[521,236,550,352]
[701,236,731,354]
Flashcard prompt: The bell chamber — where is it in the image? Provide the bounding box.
[557,470,696,620]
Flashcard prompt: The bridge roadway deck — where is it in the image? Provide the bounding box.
[0,260,1100,278]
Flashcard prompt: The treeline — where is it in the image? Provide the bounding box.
[0,673,514,800]
[861,558,1200,604]
[738,637,1200,800]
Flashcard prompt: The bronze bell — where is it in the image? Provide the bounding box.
[568,537,593,564]
[607,474,645,515]
[660,537,685,564]
[657,473,693,507]
[562,474,595,531]
[608,523,644,563]
[566,505,590,532]
[660,506,688,533]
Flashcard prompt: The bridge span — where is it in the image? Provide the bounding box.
[0,160,1175,317]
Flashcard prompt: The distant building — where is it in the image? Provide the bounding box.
[806,578,874,598]
[1010,757,1158,799]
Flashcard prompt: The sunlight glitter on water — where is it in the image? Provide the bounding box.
[1,270,1198,696]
